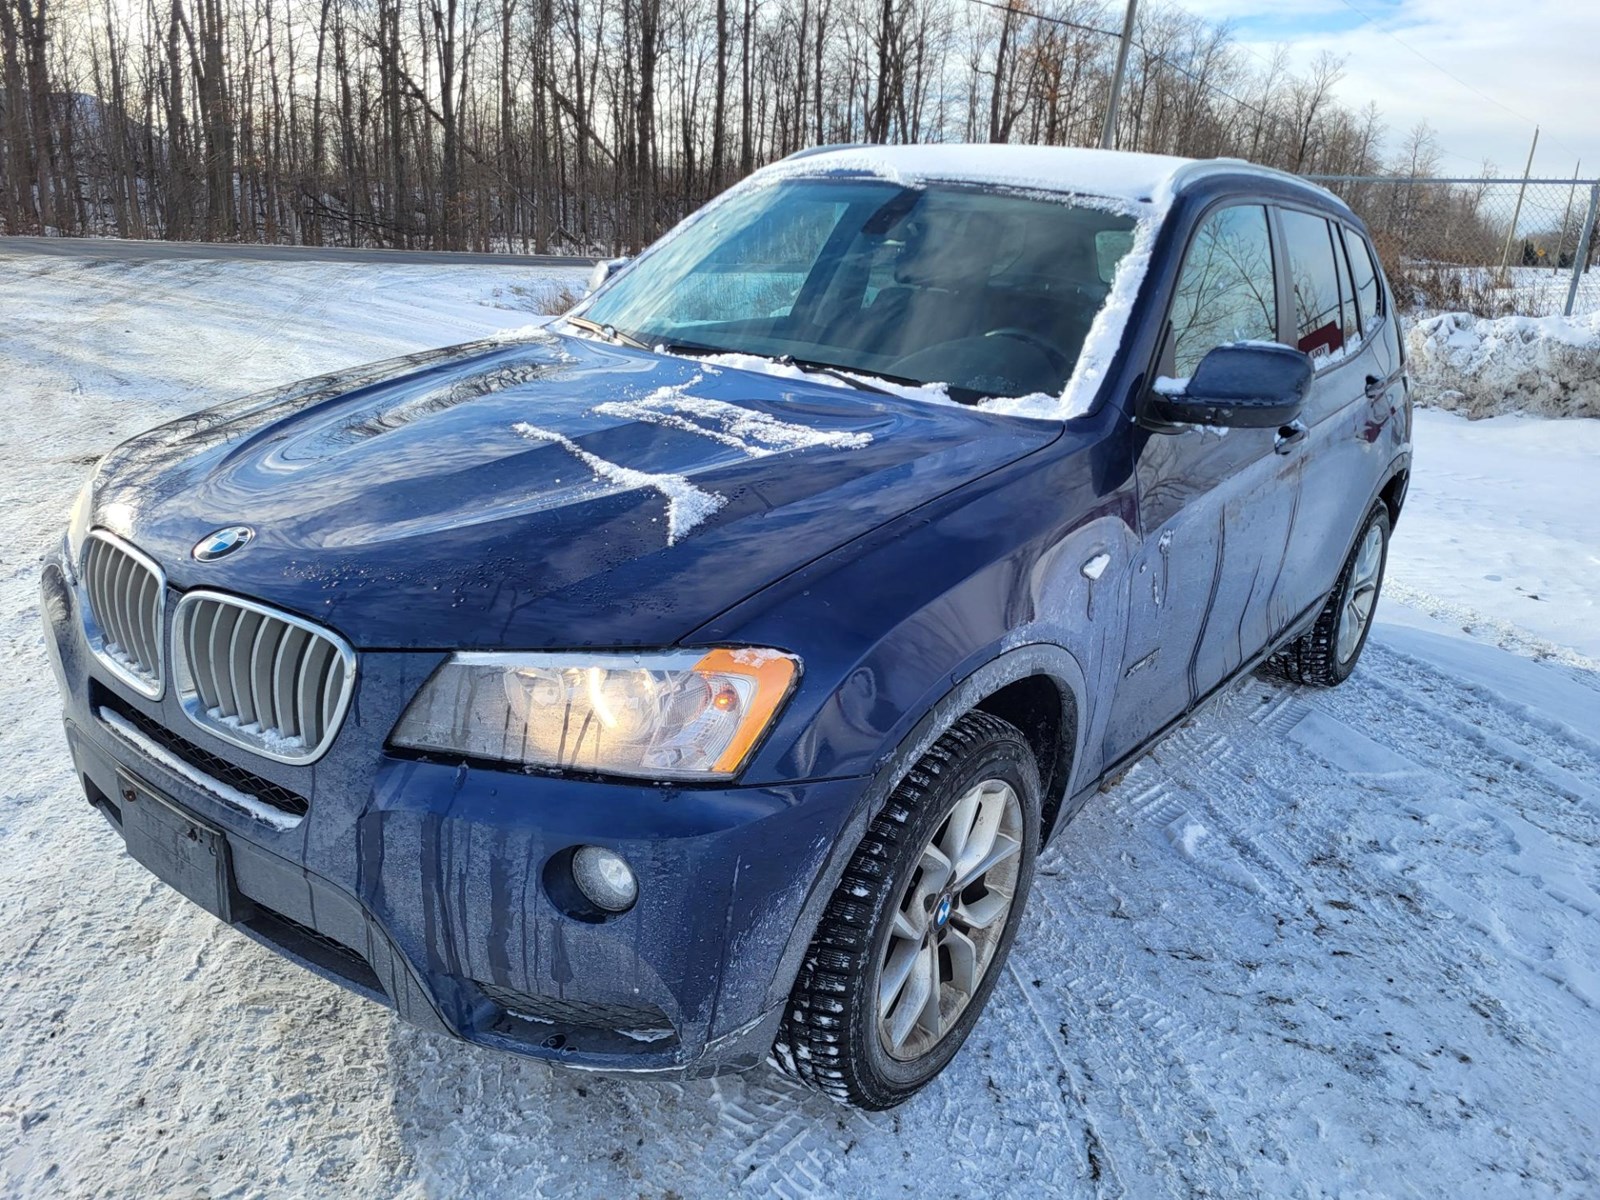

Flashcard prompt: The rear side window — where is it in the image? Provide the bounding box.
[1279,209,1348,362]
[1168,204,1278,377]
[1332,233,1360,348]
[1343,228,1384,335]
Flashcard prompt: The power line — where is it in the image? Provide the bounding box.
[1328,0,1585,162]
[964,0,1280,126]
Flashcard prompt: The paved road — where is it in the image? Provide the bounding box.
[0,234,597,268]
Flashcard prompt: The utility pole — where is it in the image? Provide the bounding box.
[1100,0,1138,150]
[1498,125,1539,279]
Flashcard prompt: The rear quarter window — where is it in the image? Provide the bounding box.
[1342,228,1384,337]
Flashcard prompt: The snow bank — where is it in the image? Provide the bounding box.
[1405,310,1600,418]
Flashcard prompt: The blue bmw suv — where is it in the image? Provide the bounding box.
[42,145,1409,1109]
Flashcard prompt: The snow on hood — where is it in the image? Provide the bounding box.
[94,333,1057,648]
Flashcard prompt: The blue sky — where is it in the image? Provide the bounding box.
[1175,0,1598,177]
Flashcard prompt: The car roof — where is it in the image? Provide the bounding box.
[769,143,1345,214]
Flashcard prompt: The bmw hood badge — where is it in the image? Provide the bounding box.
[193,525,255,561]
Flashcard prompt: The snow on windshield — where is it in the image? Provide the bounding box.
[578,154,1179,423]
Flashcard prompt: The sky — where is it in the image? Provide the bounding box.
[1176,0,1598,178]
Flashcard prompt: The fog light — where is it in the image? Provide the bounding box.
[571,846,638,913]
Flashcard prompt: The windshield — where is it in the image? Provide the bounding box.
[580,178,1139,404]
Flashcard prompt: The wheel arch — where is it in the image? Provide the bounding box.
[1380,462,1410,528]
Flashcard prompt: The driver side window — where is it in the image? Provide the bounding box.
[1169,205,1279,378]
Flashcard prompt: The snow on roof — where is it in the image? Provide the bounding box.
[763,143,1340,212]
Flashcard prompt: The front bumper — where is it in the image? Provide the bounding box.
[41,553,867,1077]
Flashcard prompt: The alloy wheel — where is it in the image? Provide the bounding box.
[876,778,1024,1061]
[1336,523,1384,664]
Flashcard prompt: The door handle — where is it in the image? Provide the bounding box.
[1365,374,1388,400]
[1274,420,1308,454]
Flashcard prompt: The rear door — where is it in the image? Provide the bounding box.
[1272,209,1399,621]
[1103,202,1299,763]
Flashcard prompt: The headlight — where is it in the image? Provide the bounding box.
[390,648,799,781]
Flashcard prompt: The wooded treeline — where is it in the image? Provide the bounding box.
[4,0,1418,252]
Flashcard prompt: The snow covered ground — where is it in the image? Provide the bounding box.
[2,251,1598,1198]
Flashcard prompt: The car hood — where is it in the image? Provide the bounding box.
[91,331,1058,648]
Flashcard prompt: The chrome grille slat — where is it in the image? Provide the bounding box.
[79,531,165,699]
[250,618,285,734]
[173,591,355,765]
[101,546,130,654]
[227,609,264,727]
[206,601,242,718]
[272,625,311,739]
[188,599,220,711]
[130,571,159,671]
[115,553,138,657]
[321,658,345,747]
[297,638,336,750]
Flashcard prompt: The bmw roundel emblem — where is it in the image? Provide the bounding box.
[193,525,255,561]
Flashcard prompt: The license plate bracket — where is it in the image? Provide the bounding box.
[117,769,235,922]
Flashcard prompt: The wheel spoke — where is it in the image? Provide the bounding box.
[945,927,979,999]
[886,941,936,1050]
[1352,585,1376,622]
[891,907,922,942]
[879,934,923,1019]
[939,784,982,865]
[915,942,943,1043]
[1355,527,1382,583]
[951,783,1007,884]
[953,831,1022,892]
[954,887,1012,930]
[918,841,954,894]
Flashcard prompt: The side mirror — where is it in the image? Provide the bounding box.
[585,256,630,296]
[1145,343,1312,429]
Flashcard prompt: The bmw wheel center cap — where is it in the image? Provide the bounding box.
[194,525,255,561]
[934,894,953,929]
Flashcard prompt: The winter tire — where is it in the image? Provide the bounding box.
[774,711,1041,1110]
[1264,502,1391,687]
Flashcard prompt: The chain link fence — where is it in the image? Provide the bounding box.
[1307,175,1600,320]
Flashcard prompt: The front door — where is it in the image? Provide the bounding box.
[1102,202,1300,765]
[1273,211,1403,620]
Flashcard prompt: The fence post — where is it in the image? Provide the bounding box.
[1565,184,1599,318]
[1499,126,1539,280]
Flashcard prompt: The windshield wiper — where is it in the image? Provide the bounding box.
[779,357,896,395]
[659,340,905,396]
[563,314,651,351]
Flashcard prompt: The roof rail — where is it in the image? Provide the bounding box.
[781,143,871,162]
[1167,158,1342,205]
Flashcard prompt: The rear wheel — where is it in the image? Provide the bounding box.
[774,711,1040,1110]
[1264,503,1390,686]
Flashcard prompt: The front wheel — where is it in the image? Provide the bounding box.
[1265,503,1391,686]
[774,711,1040,1110]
